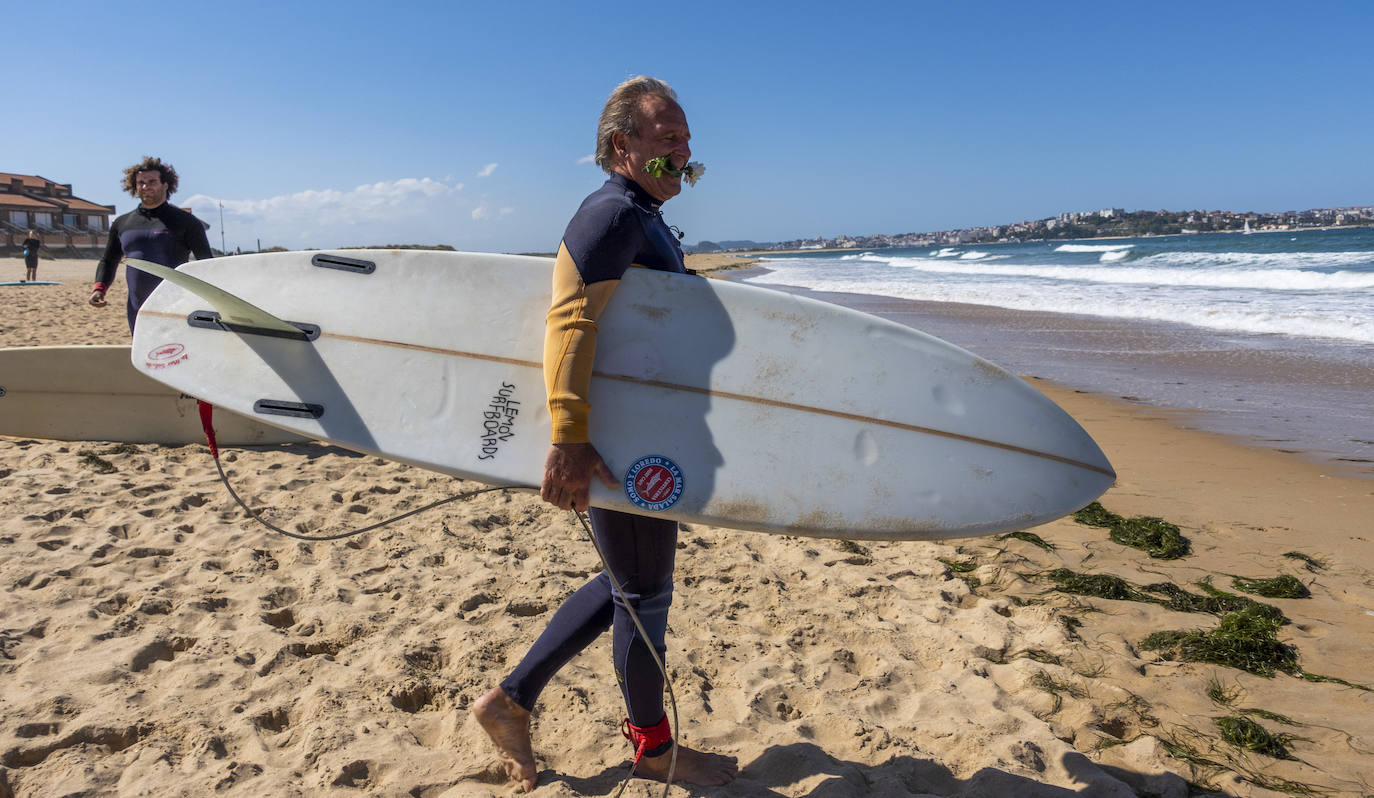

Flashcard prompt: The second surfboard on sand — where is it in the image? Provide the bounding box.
[0,344,307,446]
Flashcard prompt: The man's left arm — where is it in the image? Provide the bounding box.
[183,212,214,260]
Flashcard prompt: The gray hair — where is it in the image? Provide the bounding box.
[594,76,679,173]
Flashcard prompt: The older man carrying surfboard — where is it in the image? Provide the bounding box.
[473,76,738,791]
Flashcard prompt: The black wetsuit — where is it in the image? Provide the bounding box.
[502,173,687,752]
[22,237,40,269]
[94,202,212,331]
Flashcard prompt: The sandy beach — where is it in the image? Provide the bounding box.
[2,257,1372,797]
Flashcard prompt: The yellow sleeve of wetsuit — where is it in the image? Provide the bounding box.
[544,242,622,443]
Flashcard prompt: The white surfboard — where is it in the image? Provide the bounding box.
[129,250,1114,540]
[0,344,308,445]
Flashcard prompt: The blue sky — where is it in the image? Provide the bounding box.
[6,1,1371,253]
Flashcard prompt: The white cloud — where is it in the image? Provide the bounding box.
[576,154,596,165]
[477,162,498,178]
[471,202,515,221]
[183,176,495,251]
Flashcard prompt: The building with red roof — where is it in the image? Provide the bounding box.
[2,172,116,257]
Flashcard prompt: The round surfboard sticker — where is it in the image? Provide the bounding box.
[624,455,684,512]
[146,343,188,368]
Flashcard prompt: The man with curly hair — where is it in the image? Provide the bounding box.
[91,156,213,331]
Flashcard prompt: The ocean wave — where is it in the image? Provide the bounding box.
[1140,250,1374,270]
[856,256,1374,291]
[1055,243,1135,253]
[741,270,1374,344]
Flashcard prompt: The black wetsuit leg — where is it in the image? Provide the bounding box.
[500,508,677,727]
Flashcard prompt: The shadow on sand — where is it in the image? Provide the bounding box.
[536,741,1187,797]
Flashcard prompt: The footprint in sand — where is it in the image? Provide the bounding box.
[129,636,197,671]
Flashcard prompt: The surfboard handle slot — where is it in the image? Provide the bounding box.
[311,253,376,274]
[253,399,324,419]
[187,310,321,341]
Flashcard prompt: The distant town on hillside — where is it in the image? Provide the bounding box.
[692,205,1374,253]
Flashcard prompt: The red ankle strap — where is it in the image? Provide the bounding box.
[621,716,672,765]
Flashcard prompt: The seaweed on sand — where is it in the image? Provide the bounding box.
[1205,676,1242,706]
[1298,671,1371,691]
[1232,574,1310,599]
[1073,502,1190,559]
[996,531,1056,551]
[1282,551,1327,572]
[937,557,978,573]
[1140,605,1299,677]
[1073,502,1119,528]
[938,557,982,590]
[1144,581,1288,624]
[1029,670,1088,715]
[1049,569,1289,624]
[1214,715,1298,759]
[1046,568,1152,602]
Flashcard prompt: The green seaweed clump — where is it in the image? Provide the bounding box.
[1110,517,1189,559]
[1214,715,1296,759]
[1072,502,1190,559]
[1282,551,1326,572]
[1140,605,1298,677]
[938,557,978,573]
[1144,582,1288,624]
[1072,501,1119,527]
[1047,568,1150,602]
[1232,574,1310,599]
[996,531,1056,551]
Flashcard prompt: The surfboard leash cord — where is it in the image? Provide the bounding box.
[197,402,681,792]
[197,400,511,541]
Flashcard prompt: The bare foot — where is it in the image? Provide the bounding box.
[636,742,739,787]
[473,687,537,792]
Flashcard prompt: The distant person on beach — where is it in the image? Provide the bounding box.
[473,76,736,792]
[21,230,41,282]
[90,156,212,331]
